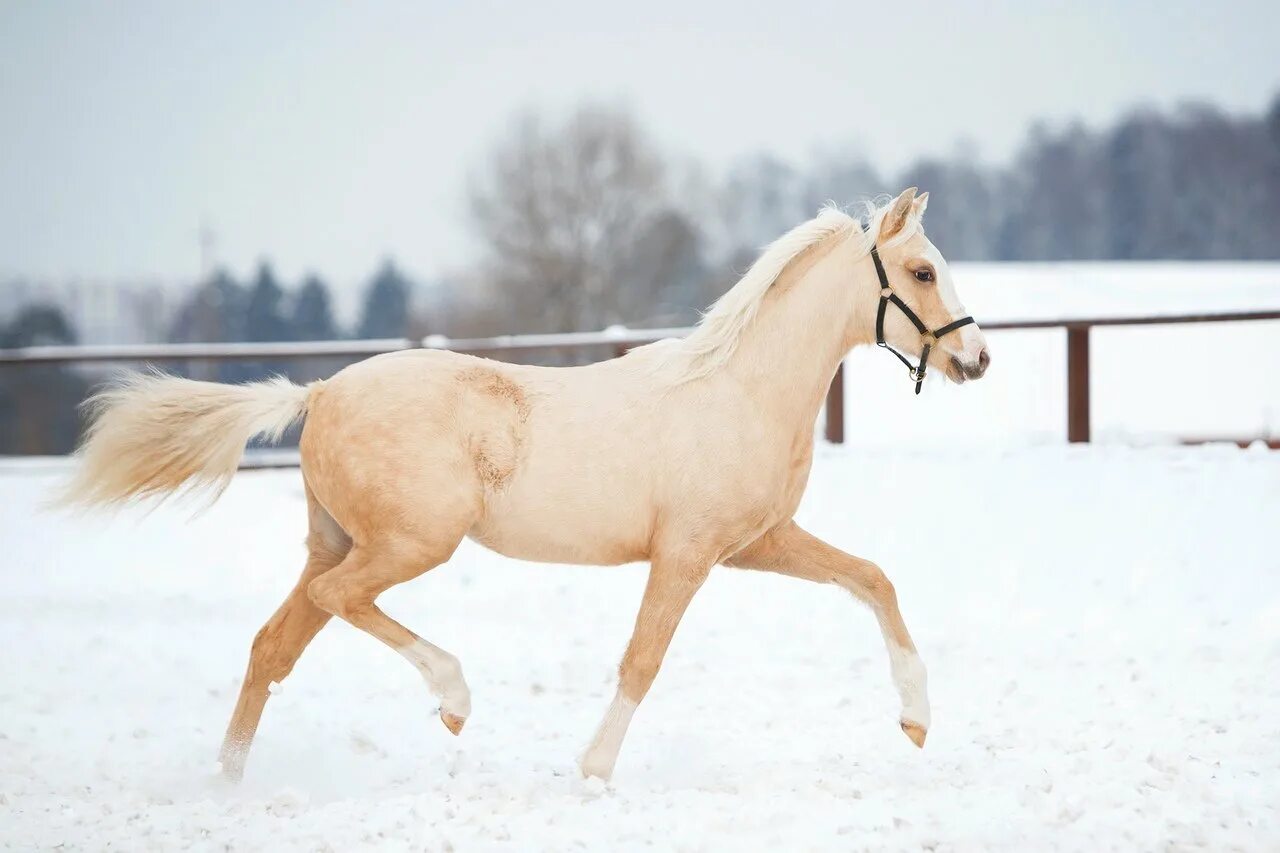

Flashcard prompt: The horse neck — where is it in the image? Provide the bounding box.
[721,234,878,432]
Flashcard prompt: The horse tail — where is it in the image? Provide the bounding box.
[56,370,316,510]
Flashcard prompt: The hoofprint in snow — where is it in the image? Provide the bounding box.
[1,445,1278,851]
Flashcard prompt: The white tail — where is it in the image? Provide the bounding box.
[59,371,314,509]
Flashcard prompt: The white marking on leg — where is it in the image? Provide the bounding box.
[579,690,637,781]
[397,639,471,719]
[887,643,930,728]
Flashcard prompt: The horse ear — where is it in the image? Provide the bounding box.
[880,187,917,239]
[912,191,929,217]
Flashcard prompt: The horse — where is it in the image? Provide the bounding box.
[61,187,990,782]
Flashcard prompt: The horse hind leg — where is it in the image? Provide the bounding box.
[219,484,351,780]
[305,510,476,737]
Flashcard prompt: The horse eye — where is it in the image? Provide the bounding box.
[914,268,934,283]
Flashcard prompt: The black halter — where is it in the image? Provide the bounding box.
[867,234,975,395]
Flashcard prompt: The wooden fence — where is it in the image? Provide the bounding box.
[2,309,1278,445]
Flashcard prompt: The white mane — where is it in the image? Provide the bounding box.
[657,199,921,382]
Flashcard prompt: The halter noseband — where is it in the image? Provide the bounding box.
[866,227,975,395]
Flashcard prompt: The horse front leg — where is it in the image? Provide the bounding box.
[726,521,930,748]
[579,550,712,780]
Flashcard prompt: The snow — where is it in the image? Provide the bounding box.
[952,262,1280,323]
[2,445,1278,851]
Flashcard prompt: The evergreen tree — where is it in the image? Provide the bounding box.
[358,260,413,339]
[0,304,88,454]
[0,303,78,347]
[292,274,339,340]
[245,262,290,341]
[168,269,247,343]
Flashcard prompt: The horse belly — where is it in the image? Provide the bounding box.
[468,471,652,566]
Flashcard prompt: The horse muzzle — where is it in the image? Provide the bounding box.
[947,348,990,384]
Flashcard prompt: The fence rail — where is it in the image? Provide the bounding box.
[2,309,1278,444]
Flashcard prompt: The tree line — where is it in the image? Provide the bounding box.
[0,261,417,450]
[464,94,1280,334]
[170,259,414,347]
[2,92,1278,453]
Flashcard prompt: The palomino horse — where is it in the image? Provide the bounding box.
[64,188,989,781]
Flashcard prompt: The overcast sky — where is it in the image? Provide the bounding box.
[2,0,1277,288]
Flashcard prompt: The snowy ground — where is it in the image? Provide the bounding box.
[2,445,1279,851]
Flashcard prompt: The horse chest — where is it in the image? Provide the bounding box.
[713,432,815,540]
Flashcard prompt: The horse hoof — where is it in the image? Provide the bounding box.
[216,749,247,782]
[578,755,613,782]
[441,711,467,735]
[900,720,927,748]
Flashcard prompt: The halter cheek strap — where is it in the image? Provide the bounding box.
[867,237,975,395]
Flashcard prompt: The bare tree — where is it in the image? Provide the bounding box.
[468,104,696,333]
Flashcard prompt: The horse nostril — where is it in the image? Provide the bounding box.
[977,348,991,376]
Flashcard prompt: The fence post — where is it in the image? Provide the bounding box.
[1067,326,1091,443]
[824,361,845,444]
